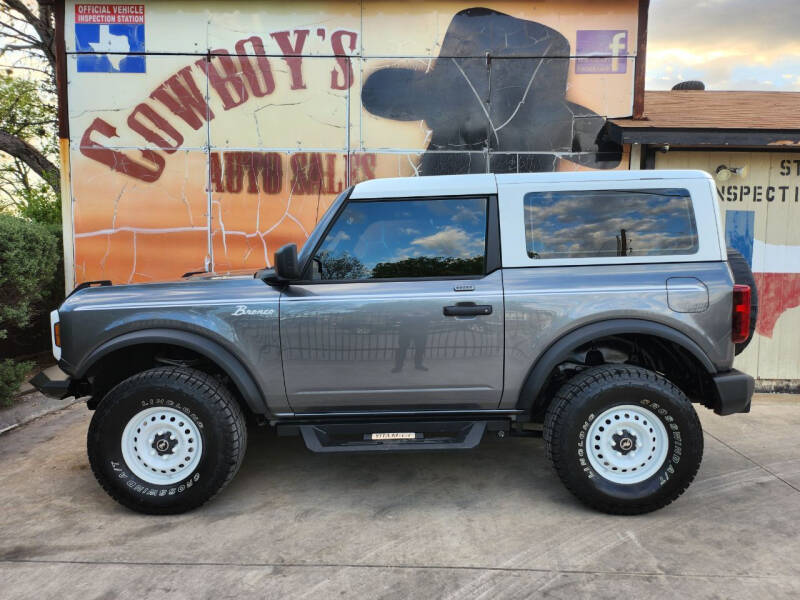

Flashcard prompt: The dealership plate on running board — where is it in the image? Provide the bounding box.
[370,432,417,440]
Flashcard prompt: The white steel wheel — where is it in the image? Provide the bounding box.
[586,404,669,485]
[121,406,203,485]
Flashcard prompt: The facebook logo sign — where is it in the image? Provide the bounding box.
[75,4,146,73]
[575,30,628,74]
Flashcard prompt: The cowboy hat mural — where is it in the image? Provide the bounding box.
[362,7,623,174]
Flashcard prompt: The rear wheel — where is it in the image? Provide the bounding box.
[88,367,247,514]
[544,365,703,515]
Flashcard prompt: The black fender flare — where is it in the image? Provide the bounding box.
[516,319,717,417]
[74,329,268,415]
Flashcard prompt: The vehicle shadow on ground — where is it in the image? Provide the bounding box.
[49,413,582,520]
[216,424,582,517]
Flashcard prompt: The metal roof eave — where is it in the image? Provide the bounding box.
[607,123,800,148]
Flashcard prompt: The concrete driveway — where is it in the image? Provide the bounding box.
[2,395,800,599]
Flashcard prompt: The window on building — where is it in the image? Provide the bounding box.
[524,188,699,259]
[310,198,487,280]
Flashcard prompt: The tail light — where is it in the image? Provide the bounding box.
[732,284,751,344]
[50,310,61,361]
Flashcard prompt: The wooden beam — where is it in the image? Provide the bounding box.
[52,0,68,140]
[633,0,650,120]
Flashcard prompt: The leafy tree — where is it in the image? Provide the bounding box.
[16,178,60,224]
[0,3,62,404]
[0,1,60,205]
[318,251,369,280]
[0,72,59,216]
[0,1,56,76]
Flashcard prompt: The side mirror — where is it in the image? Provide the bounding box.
[274,243,300,281]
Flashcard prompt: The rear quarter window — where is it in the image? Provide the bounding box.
[524,188,699,259]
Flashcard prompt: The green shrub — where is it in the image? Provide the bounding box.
[0,359,33,407]
[17,183,62,227]
[0,214,60,405]
[0,213,60,340]
[41,224,65,309]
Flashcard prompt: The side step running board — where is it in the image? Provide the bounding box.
[298,420,496,453]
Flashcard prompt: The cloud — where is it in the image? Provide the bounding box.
[524,191,693,224]
[326,230,350,245]
[646,0,800,91]
[411,226,482,257]
[649,0,800,54]
[399,227,420,235]
[450,203,483,224]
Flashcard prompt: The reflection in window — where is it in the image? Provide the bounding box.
[312,198,487,280]
[524,188,699,259]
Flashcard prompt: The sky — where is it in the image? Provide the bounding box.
[646,0,800,91]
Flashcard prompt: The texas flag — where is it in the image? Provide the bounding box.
[726,210,800,338]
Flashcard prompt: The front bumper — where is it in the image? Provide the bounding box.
[30,370,74,399]
[712,369,755,415]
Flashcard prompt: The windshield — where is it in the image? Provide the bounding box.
[296,187,352,270]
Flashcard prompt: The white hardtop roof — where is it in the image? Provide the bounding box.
[349,170,712,199]
[350,174,496,199]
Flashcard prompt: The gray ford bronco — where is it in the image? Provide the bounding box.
[34,170,757,515]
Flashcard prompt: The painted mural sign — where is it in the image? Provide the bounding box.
[719,159,800,358]
[656,150,800,381]
[75,4,146,72]
[575,30,629,74]
[64,0,637,286]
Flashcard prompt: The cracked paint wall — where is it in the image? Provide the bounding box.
[63,0,638,285]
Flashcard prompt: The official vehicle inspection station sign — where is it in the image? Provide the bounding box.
[75,4,145,72]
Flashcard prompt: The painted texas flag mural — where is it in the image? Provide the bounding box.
[726,210,800,338]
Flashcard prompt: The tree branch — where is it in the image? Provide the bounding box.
[1,0,56,81]
[0,129,59,194]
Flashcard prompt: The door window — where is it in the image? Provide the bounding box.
[310,198,488,280]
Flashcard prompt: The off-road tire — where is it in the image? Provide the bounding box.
[88,367,247,514]
[544,365,703,515]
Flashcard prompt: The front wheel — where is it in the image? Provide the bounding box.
[544,365,703,515]
[88,367,247,514]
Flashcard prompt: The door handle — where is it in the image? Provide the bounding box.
[443,304,492,317]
